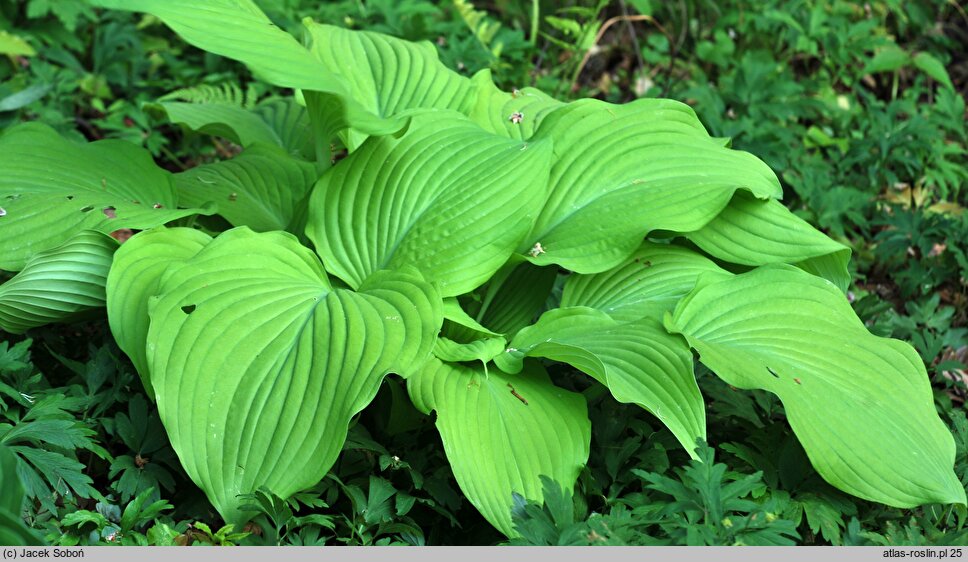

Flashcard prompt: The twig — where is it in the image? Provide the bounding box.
[569,14,672,92]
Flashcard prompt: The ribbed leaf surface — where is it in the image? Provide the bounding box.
[682,192,851,292]
[497,307,703,456]
[307,110,553,297]
[146,228,441,523]
[0,123,209,271]
[0,231,117,334]
[106,228,212,394]
[667,265,965,507]
[522,99,782,273]
[469,75,564,141]
[562,242,732,323]
[174,144,317,232]
[408,358,589,537]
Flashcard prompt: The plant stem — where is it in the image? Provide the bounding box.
[530,0,539,46]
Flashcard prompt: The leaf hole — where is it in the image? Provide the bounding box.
[181,304,197,314]
[0,207,6,217]
[766,366,779,378]
[103,206,117,218]
[66,195,75,201]
[80,205,95,213]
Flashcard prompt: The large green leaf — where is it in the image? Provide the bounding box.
[89,0,403,139]
[151,98,313,160]
[146,228,441,523]
[408,358,589,537]
[681,192,851,292]
[174,144,318,232]
[521,99,782,273]
[0,123,210,271]
[304,23,477,150]
[562,241,732,323]
[106,228,212,394]
[496,307,704,456]
[0,231,117,334]
[306,109,553,297]
[473,260,558,336]
[666,265,965,507]
[468,75,564,141]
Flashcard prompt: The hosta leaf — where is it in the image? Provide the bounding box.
[147,228,441,523]
[90,0,403,139]
[562,241,732,323]
[0,123,210,271]
[0,231,117,334]
[522,99,781,273]
[106,228,212,394]
[496,307,703,456]
[408,358,589,537]
[433,336,506,364]
[474,260,558,336]
[469,76,565,141]
[304,23,477,149]
[681,192,851,292]
[307,109,553,297]
[666,265,965,507]
[151,98,314,160]
[174,144,318,232]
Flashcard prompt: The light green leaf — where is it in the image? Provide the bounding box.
[303,23,477,150]
[433,336,506,364]
[89,0,403,139]
[562,241,732,323]
[912,52,954,90]
[442,298,502,338]
[497,307,703,456]
[681,192,851,292]
[0,446,42,546]
[0,122,211,271]
[407,358,590,537]
[474,260,558,336]
[469,75,565,141]
[863,45,911,74]
[0,231,117,334]
[666,265,965,507]
[522,99,781,273]
[0,31,35,56]
[307,109,553,297]
[146,228,441,523]
[174,144,318,232]
[106,228,212,394]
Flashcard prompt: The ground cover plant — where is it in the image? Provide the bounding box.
[0,0,966,546]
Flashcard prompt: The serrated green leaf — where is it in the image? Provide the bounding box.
[562,241,732,323]
[0,231,117,334]
[407,358,590,537]
[174,144,317,232]
[666,265,965,507]
[497,307,704,456]
[522,99,782,273]
[106,228,212,394]
[146,228,441,523]
[681,192,851,292]
[307,110,553,297]
[0,123,210,271]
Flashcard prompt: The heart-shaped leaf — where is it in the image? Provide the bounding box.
[0,123,210,271]
[146,228,441,523]
[307,109,553,297]
[497,307,704,456]
[0,231,117,334]
[106,227,212,394]
[408,358,590,537]
[522,99,781,273]
[666,265,965,507]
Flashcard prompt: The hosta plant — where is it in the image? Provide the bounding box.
[0,0,963,538]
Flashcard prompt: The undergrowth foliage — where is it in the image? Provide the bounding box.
[0,0,966,546]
